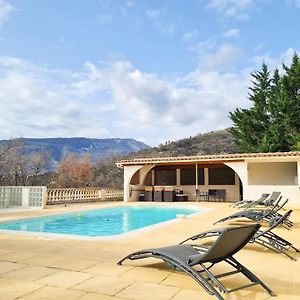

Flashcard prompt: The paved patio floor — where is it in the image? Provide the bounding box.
[0,202,299,300]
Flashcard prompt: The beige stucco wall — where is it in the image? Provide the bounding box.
[248,162,297,185]
[227,159,300,209]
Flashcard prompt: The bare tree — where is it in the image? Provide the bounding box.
[0,139,23,185]
[0,139,50,186]
[27,151,51,185]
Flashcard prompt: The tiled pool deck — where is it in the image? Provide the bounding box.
[0,202,299,300]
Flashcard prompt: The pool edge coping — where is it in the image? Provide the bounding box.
[0,204,211,241]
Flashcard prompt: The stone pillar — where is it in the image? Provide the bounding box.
[151,170,155,185]
[204,168,209,188]
[176,168,180,186]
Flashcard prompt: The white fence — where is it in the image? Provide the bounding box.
[0,186,47,209]
[47,187,123,205]
[0,186,123,209]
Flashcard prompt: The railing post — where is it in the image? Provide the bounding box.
[100,189,106,200]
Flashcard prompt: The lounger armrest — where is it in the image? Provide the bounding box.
[180,228,226,244]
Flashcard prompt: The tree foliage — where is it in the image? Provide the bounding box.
[229,53,300,152]
[56,153,92,188]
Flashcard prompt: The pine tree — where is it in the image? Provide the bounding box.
[229,53,300,153]
[229,63,271,152]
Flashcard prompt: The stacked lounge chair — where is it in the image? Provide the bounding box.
[230,192,270,208]
[214,197,293,227]
[232,191,281,209]
[182,210,299,261]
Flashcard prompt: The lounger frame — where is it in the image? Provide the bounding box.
[118,225,275,300]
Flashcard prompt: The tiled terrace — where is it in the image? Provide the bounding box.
[0,202,299,300]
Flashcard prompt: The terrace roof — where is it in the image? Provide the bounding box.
[116,151,300,167]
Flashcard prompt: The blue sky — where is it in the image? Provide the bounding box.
[0,0,299,146]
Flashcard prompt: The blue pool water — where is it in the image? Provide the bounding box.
[0,206,202,237]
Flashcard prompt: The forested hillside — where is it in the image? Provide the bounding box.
[92,129,237,188]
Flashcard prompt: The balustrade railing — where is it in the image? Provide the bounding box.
[46,187,123,205]
[0,186,124,208]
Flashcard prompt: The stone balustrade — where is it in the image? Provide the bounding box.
[47,187,123,205]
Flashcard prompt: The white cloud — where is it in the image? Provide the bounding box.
[251,48,298,68]
[0,55,249,145]
[145,8,176,35]
[182,30,199,41]
[146,9,162,18]
[97,60,250,144]
[1,48,297,145]
[223,28,240,38]
[198,44,244,71]
[0,57,110,139]
[206,0,254,20]
[0,0,13,27]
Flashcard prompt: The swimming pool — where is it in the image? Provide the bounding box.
[0,206,203,237]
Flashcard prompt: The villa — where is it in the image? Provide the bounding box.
[117,151,300,209]
[0,152,299,299]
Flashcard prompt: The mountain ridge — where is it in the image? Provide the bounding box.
[0,137,150,168]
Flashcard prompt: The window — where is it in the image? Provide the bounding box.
[209,167,235,185]
[181,168,204,185]
[155,170,176,185]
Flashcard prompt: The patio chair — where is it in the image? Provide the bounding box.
[182,210,298,261]
[213,198,291,226]
[118,224,275,300]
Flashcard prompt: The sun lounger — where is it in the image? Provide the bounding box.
[182,210,298,261]
[229,193,269,207]
[214,198,290,226]
[118,224,275,300]
[253,210,299,260]
[233,191,281,209]
[242,192,282,209]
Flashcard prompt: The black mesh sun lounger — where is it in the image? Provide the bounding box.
[233,191,281,209]
[230,193,270,208]
[254,210,299,260]
[182,210,298,261]
[214,198,291,226]
[118,224,275,300]
[241,192,282,210]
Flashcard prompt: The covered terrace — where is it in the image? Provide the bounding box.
[116,151,300,209]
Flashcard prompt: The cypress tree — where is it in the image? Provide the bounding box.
[229,53,300,153]
[229,63,271,152]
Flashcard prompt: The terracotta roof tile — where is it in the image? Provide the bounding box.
[116,151,300,167]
